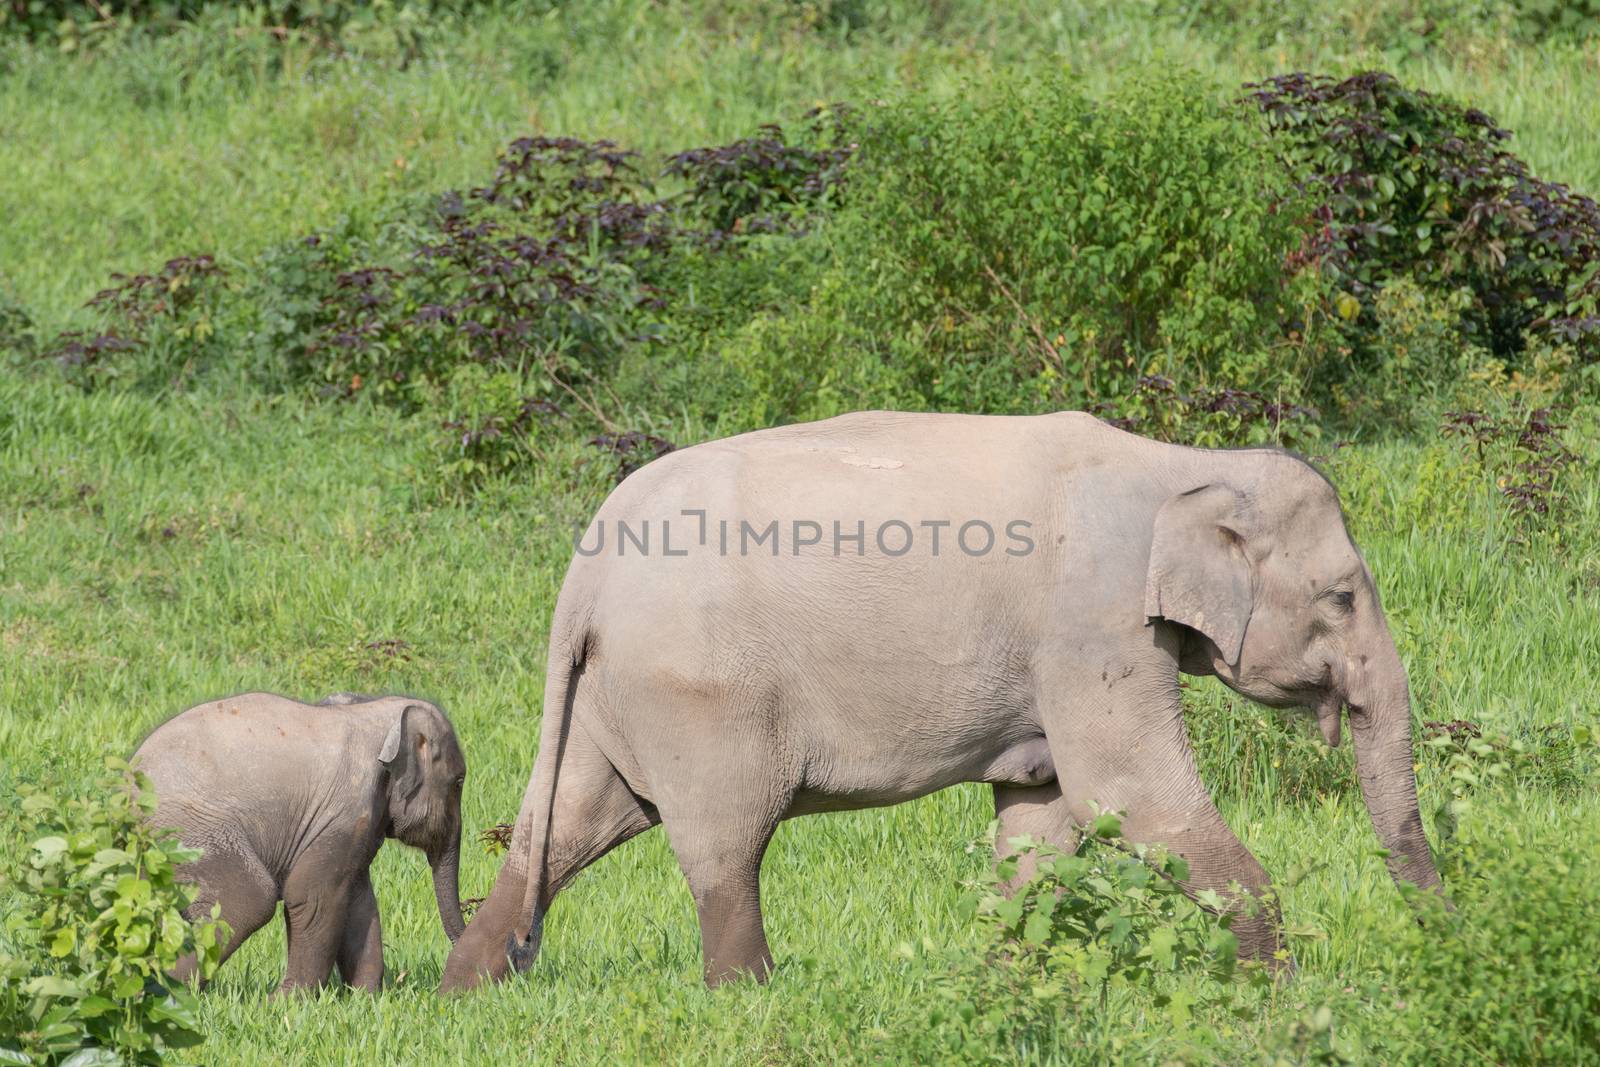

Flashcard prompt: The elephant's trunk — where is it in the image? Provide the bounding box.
[430,838,466,943]
[1349,653,1442,895]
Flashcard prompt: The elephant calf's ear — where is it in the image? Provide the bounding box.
[379,705,428,801]
[1143,484,1254,666]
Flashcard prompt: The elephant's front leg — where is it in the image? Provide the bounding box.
[278,864,357,994]
[336,872,384,991]
[1039,642,1285,966]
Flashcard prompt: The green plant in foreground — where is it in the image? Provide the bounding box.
[1395,810,1600,1065]
[0,758,228,1066]
[888,814,1276,1064]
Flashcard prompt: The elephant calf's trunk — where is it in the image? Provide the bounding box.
[430,842,466,942]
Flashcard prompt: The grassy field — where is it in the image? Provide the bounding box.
[4,2,1600,1064]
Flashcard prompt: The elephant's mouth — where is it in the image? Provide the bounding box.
[1314,697,1344,748]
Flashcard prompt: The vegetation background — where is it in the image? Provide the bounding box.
[3,1,1600,1063]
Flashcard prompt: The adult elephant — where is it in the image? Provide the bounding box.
[441,410,1441,991]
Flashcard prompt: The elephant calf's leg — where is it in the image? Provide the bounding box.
[336,873,383,991]
[279,871,356,993]
[172,849,278,986]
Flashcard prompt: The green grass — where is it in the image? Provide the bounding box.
[4,2,1600,1063]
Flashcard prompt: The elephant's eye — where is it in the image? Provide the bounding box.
[1327,589,1355,613]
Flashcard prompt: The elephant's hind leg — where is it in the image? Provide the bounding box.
[674,832,776,988]
[993,781,1082,893]
[648,699,793,987]
[468,718,658,983]
[172,847,278,986]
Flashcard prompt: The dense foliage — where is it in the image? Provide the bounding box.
[1394,814,1600,1064]
[1246,71,1600,363]
[885,816,1274,1064]
[0,1,491,53]
[713,73,1326,427]
[26,66,1599,473]
[0,760,228,1066]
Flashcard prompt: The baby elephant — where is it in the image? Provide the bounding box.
[134,692,467,992]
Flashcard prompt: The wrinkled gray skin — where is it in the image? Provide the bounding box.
[440,411,1442,992]
[135,692,466,992]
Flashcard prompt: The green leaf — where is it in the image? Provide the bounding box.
[77,995,118,1019]
[31,837,68,862]
[145,993,199,1031]
[25,974,84,999]
[1165,986,1197,1026]
[60,1049,123,1067]
[1089,812,1122,839]
[1022,910,1053,946]
[1143,926,1178,968]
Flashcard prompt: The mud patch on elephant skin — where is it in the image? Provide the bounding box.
[839,452,904,470]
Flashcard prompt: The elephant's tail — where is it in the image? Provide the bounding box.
[506,624,589,969]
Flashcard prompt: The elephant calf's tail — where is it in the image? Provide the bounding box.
[506,627,589,972]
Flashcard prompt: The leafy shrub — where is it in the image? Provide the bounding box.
[295,140,670,405]
[1259,1005,1359,1066]
[587,430,675,482]
[430,364,569,495]
[719,71,1330,427]
[1421,718,1598,844]
[1329,277,1480,432]
[0,758,228,1066]
[1440,402,1582,533]
[43,255,227,391]
[663,105,854,239]
[883,815,1272,1064]
[1392,811,1600,1064]
[1245,71,1600,367]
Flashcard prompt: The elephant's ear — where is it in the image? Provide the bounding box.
[379,704,430,802]
[1143,483,1255,666]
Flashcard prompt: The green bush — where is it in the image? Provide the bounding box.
[427,363,567,497]
[1332,277,1481,433]
[0,758,228,1066]
[1392,811,1600,1064]
[882,816,1272,1064]
[718,71,1331,427]
[1246,72,1600,369]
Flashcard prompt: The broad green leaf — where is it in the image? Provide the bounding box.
[1022,910,1053,946]
[1089,812,1122,839]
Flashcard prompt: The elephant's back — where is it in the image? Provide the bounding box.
[134,693,321,801]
